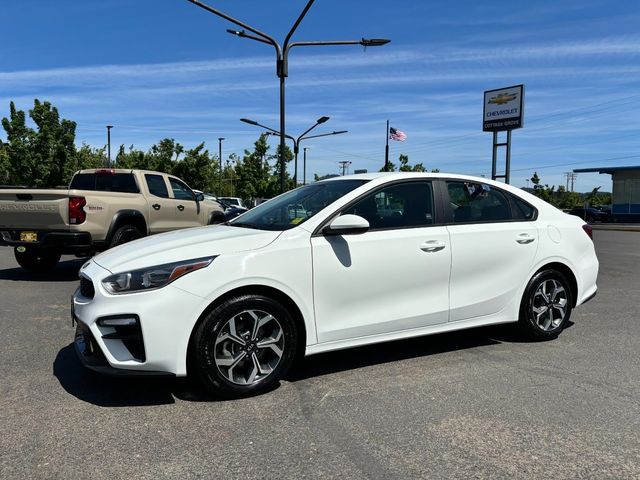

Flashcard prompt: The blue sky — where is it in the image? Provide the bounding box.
[1,0,639,191]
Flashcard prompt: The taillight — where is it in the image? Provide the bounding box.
[69,196,86,224]
[582,224,593,240]
[95,168,116,175]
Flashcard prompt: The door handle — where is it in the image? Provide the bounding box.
[152,204,161,211]
[516,233,535,244]
[177,205,185,212]
[420,240,446,253]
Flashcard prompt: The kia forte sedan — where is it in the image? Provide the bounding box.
[72,173,598,398]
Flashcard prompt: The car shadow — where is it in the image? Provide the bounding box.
[0,257,86,282]
[54,322,554,407]
[287,324,507,381]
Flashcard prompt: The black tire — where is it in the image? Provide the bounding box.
[109,224,143,248]
[14,247,61,273]
[518,269,573,340]
[192,294,298,398]
[209,212,226,225]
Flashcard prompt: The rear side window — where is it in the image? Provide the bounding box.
[511,196,536,220]
[145,174,169,198]
[447,181,511,223]
[70,173,139,193]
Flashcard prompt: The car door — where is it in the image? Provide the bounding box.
[311,180,451,343]
[445,180,539,322]
[167,177,201,228]
[144,173,177,234]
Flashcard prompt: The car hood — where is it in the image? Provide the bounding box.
[93,225,282,273]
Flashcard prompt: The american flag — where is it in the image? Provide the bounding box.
[389,127,407,141]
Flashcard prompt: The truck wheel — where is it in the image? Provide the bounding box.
[14,247,61,273]
[109,225,142,248]
[209,212,226,225]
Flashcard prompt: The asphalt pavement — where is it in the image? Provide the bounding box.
[1,230,639,479]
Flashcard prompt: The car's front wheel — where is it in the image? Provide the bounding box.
[191,294,298,398]
[519,269,573,340]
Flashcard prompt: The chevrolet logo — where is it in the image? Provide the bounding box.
[488,93,517,105]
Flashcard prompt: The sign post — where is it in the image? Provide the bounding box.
[483,84,524,184]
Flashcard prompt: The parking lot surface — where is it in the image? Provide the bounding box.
[1,230,639,479]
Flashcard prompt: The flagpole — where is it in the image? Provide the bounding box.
[384,119,389,172]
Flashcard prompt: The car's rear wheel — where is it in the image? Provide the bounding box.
[192,294,298,398]
[14,247,61,272]
[519,269,573,340]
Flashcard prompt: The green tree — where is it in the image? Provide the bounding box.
[1,102,35,186]
[115,145,146,170]
[172,143,215,191]
[1,100,77,187]
[379,154,428,172]
[530,171,556,205]
[69,144,107,176]
[0,140,9,184]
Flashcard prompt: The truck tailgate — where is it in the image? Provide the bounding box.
[0,190,70,230]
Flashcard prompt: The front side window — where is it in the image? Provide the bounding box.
[343,181,434,230]
[168,178,195,201]
[447,181,511,223]
[230,179,367,231]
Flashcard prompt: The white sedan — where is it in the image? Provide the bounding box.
[72,173,599,397]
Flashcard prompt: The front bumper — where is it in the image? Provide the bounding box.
[74,320,174,377]
[72,260,208,377]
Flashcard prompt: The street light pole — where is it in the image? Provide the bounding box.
[218,137,225,196]
[106,125,113,167]
[185,0,389,193]
[241,117,347,186]
[303,147,308,185]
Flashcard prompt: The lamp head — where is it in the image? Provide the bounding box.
[317,116,330,124]
[240,118,258,126]
[360,38,391,47]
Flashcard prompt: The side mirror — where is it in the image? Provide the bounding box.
[322,214,369,236]
[195,192,205,202]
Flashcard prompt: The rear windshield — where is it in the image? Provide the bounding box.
[70,173,140,193]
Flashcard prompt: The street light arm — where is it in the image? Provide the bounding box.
[186,0,279,49]
[302,130,348,141]
[226,29,273,46]
[264,131,295,142]
[283,0,316,49]
[282,38,390,76]
[297,121,323,144]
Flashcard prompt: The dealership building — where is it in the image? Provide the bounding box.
[574,165,640,221]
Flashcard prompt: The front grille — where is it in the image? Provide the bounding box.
[79,276,95,299]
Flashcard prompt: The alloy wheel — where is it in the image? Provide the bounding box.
[213,309,285,385]
[532,279,568,331]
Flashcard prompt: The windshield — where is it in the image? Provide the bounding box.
[230,179,368,231]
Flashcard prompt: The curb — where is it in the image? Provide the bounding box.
[591,224,640,232]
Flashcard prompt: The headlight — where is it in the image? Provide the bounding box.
[101,256,215,294]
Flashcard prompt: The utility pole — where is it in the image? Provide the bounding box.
[106,125,113,167]
[339,160,352,176]
[218,137,225,196]
[564,172,578,192]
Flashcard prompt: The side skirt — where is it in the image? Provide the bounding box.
[305,315,516,357]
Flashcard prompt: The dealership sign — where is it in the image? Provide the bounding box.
[483,84,524,131]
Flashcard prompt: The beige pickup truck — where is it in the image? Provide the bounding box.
[0,169,225,272]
